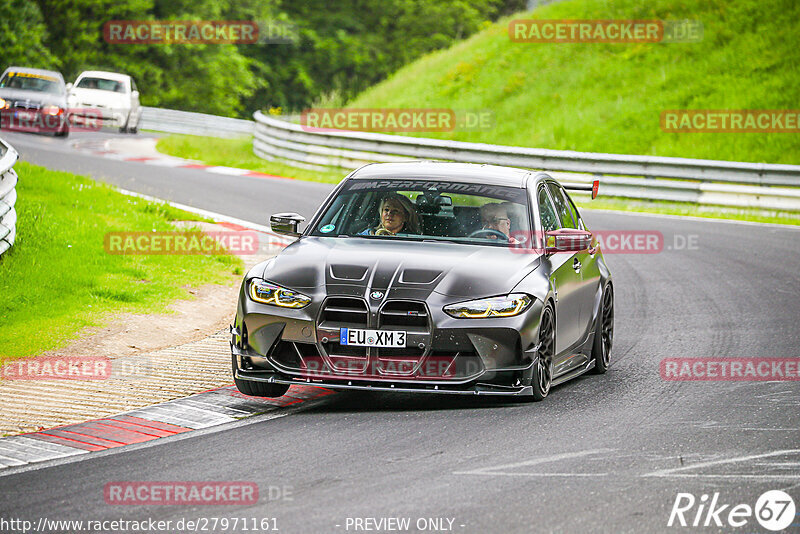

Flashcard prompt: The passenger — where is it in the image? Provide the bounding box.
[360,193,420,236]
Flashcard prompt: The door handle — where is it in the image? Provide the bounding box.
[573,258,581,272]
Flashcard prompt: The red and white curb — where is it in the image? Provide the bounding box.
[71,138,293,182]
[0,384,333,470]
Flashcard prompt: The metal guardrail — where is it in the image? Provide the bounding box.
[253,111,800,211]
[0,137,19,258]
[140,107,253,138]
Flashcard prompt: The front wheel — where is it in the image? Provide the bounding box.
[530,304,555,401]
[591,284,614,374]
[231,355,290,398]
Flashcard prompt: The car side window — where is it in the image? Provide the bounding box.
[562,190,583,230]
[547,183,578,229]
[554,184,582,230]
[131,79,138,92]
[537,186,560,233]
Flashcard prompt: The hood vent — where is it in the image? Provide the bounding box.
[330,264,369,281]
[400,269,441,284]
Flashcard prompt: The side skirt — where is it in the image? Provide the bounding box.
[552,358,596,387]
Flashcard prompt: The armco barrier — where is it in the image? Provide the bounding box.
[0,137,19,257]
[140,107,253,138]
[252,110,800,211]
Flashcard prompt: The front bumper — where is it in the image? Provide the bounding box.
[69,106,127,127]
[231,285,544,394]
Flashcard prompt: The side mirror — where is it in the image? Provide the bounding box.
[545,228,592,254]
[131,90,139,99]
[65,83,73,92]
[270,212,305,237]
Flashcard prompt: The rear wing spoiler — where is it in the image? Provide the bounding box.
[563,179,599,200]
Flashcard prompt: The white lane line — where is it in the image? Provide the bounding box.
[0,454,27,467]
[207,166,252,176]
[454,448,614,477]
[642,449,800,478]
[3,436,87,457]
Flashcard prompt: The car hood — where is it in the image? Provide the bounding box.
[259,236,541,298]
[0,88,66,107]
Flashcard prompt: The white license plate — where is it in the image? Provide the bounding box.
[340,328,406,347]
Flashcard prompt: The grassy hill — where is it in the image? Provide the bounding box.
[348,0,800,164]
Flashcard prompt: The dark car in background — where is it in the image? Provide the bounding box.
[0,67,70,137]
[231,162,614,401]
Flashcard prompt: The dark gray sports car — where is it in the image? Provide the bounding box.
[231,162,613,401]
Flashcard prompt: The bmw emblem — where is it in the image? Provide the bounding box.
[370,291,384,300]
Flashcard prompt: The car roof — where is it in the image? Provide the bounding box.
[75,71,130,82]
[349,161,533,188]
[2,67,64,82]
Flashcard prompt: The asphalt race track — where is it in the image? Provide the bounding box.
[1,130,799,533]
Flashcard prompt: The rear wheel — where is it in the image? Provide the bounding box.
[531,304,555,401]
[591,284,614,374]
[231,355,290,397]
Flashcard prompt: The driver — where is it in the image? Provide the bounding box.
[360,193,420,236]
[479,203,517,243]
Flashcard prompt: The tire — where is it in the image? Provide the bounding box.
[531,303,555,401]
[231,355,290,398]
[54,127,69,138]
[591,284,614,374]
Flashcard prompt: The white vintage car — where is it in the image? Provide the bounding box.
[67,71,141,133]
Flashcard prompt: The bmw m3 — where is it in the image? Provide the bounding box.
[231,162,614,401]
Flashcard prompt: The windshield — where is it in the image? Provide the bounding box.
[310,178,531,246]
[75,77,126,93]
[0,71,62,94]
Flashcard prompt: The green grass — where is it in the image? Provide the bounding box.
[155,134,345,184]
[0,162,244,360]
[349,0,800,164]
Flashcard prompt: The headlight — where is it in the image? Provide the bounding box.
[248,279,311,309]
[43,105,63,115]
[0,98,8,109]
[444,294,532,318]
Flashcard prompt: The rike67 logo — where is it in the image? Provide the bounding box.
[668,490,796,531]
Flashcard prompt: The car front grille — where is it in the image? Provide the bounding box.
[376,301,429,364]
[319,297,369,372]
